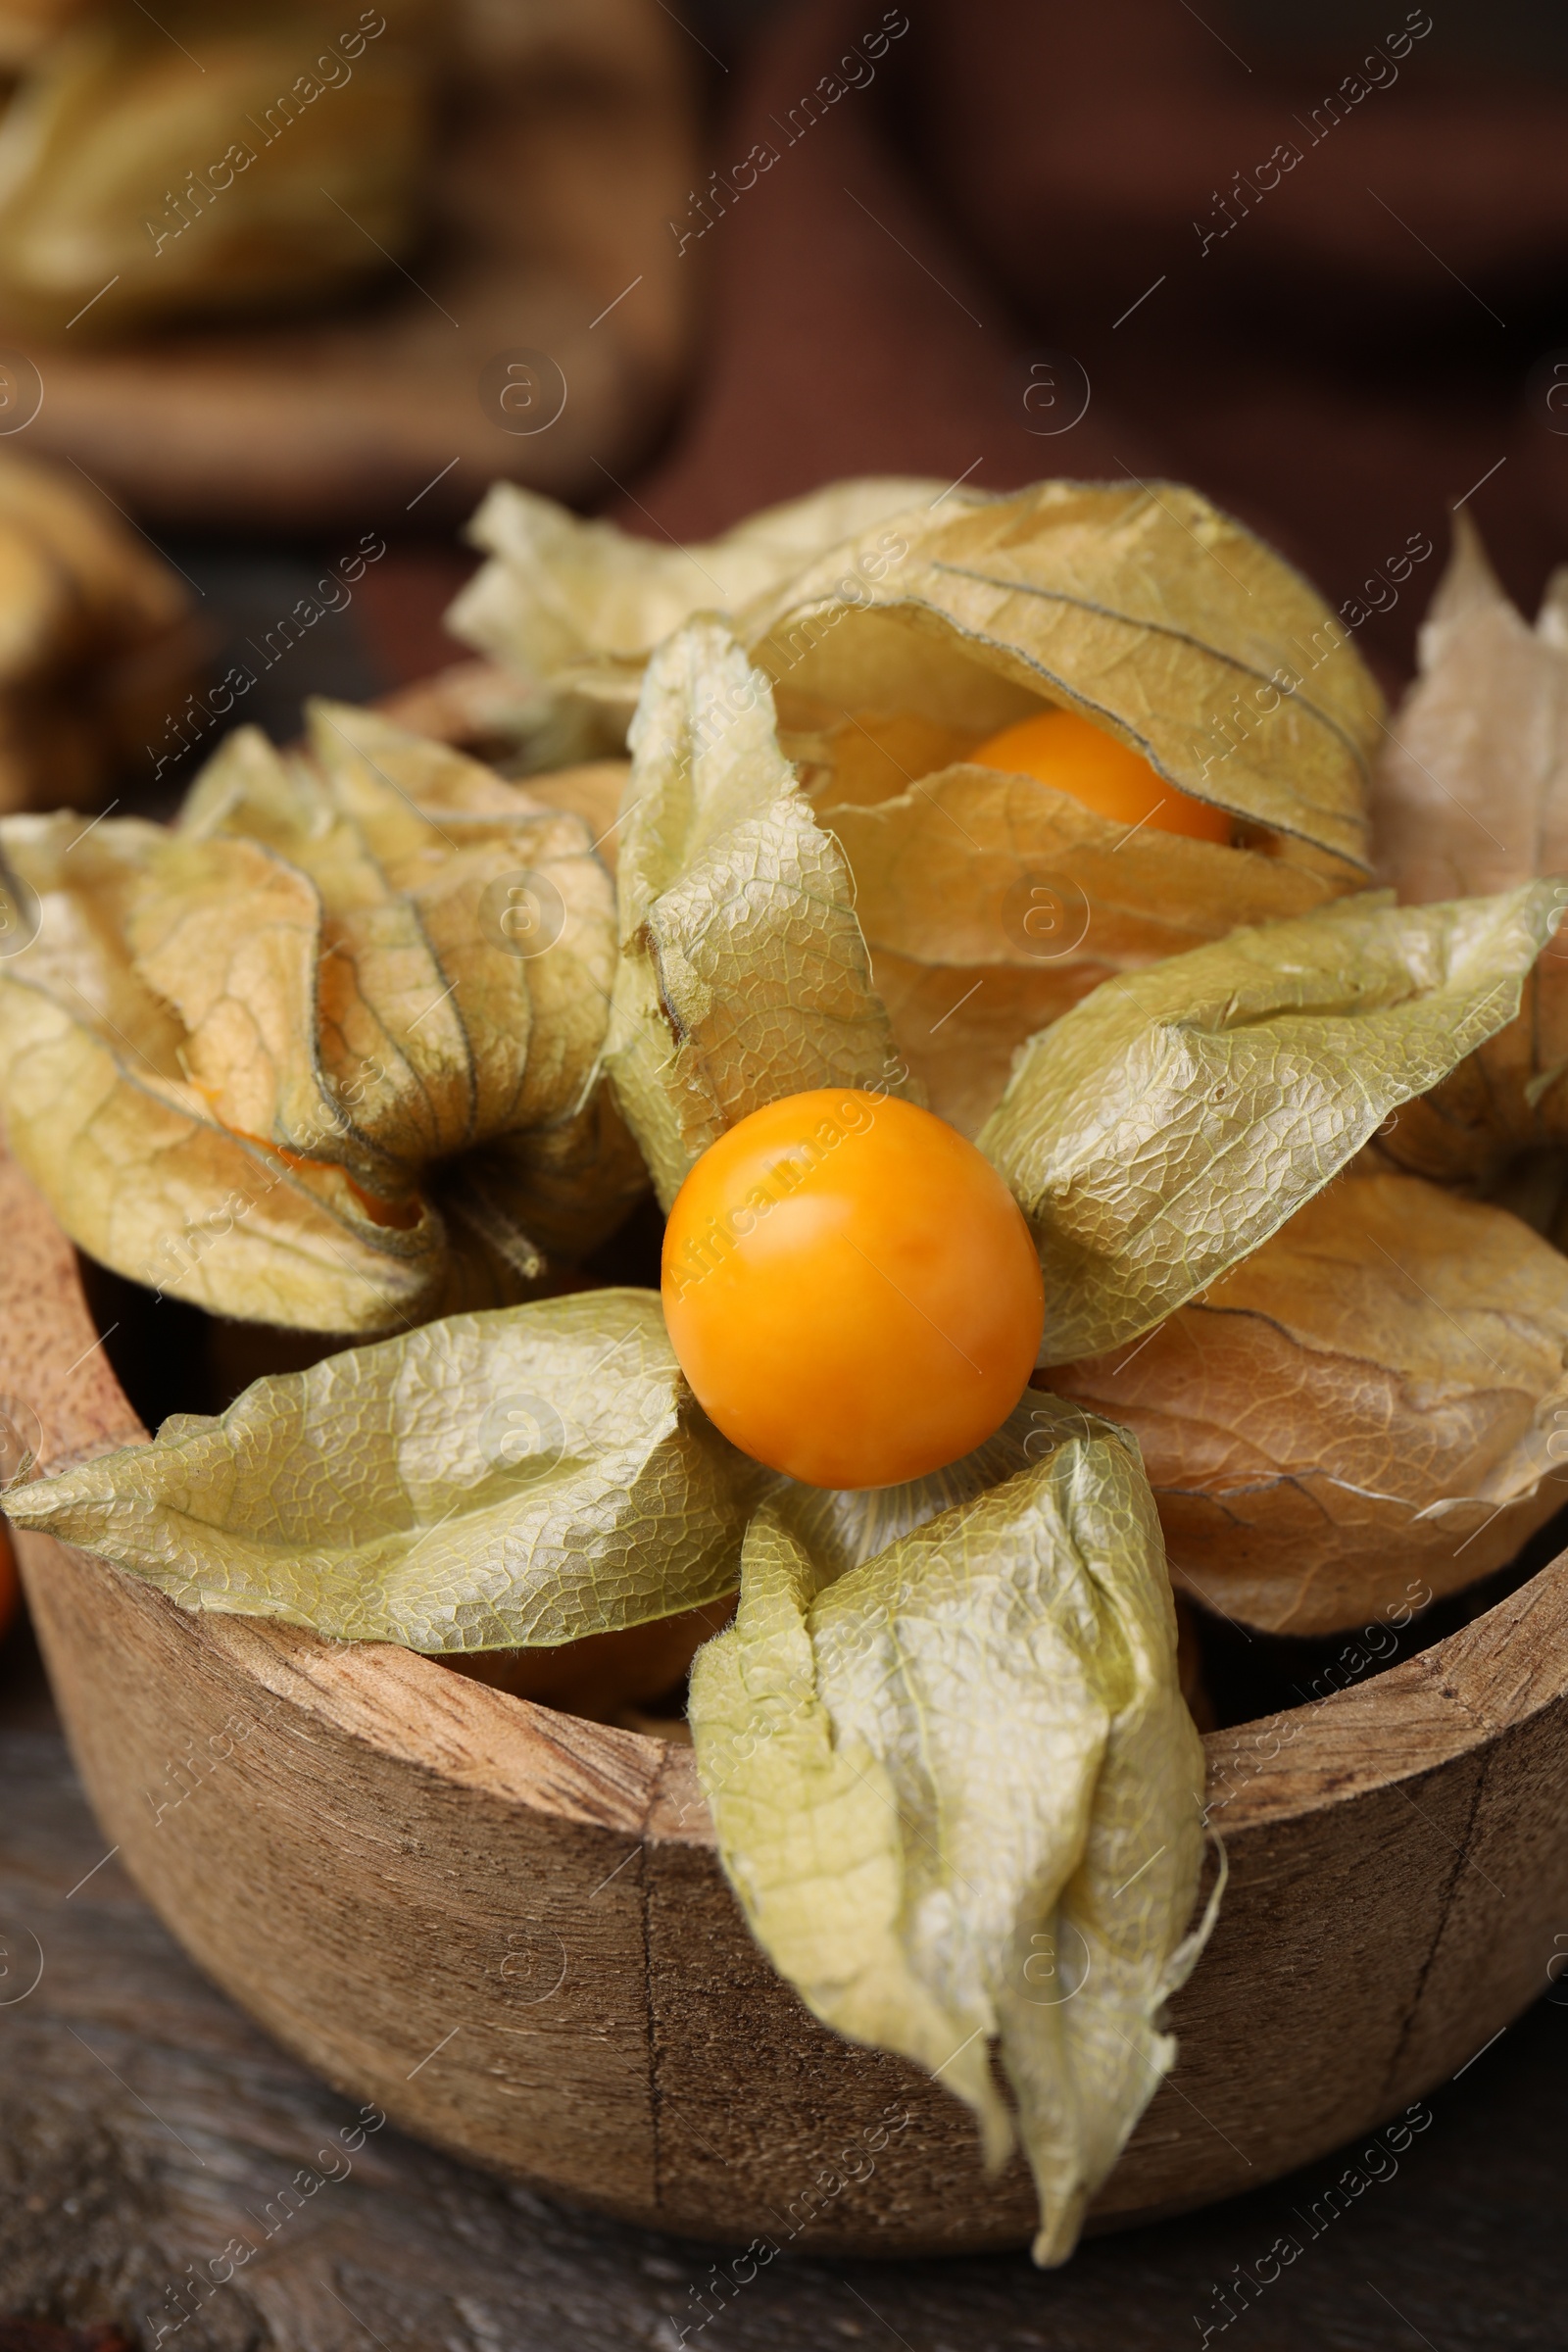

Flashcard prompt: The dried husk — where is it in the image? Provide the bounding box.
[449,475,950,694]
[1061,516,1568,1636]
[604,619,912,1208]
[689,1393,1210,2269]
[8,1290,768,1647]
[754,481,1389,1130]
[452,476,1386,1134]
[744,480,1380,869]
[803,720,1356,1133]
[0,6,431,337]
[1041,1171,1568,1635]
[0,701,644,1330]
[981,883,1560,1365]
[1369,516,1568,1191]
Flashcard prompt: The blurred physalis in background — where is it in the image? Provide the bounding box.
[0,0,432,335]
[0,447,198,808]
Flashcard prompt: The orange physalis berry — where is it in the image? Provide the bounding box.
[662,1089,1044,1490]
[971,708,1232,843]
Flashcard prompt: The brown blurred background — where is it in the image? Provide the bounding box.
[6,0,1568,742]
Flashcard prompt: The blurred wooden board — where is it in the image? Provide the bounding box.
[4,0,699,529]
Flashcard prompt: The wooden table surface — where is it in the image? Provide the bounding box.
[4,535,1568,2350]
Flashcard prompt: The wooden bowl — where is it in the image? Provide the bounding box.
[9,1144,1568,2255]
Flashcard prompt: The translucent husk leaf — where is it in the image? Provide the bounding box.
[687,1393,1210,2268]
[1369,516,1568,1188]
[0,9,430,336]
[981,883,1562,1365]
[448,477,951,691]
[449,480,1384,906]
[513,759,628,871]
[739,478,1384,878]
[0,703,642,1330]
[604,619,912,1207]
[1042,1173,1568,1635]
[809,741,1351,1134]
[8,1291,768,1648]
[449,477,1389,1133]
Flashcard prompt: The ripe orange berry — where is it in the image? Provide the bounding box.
[662,1089,1045,1490]
[971,708,1232,844]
